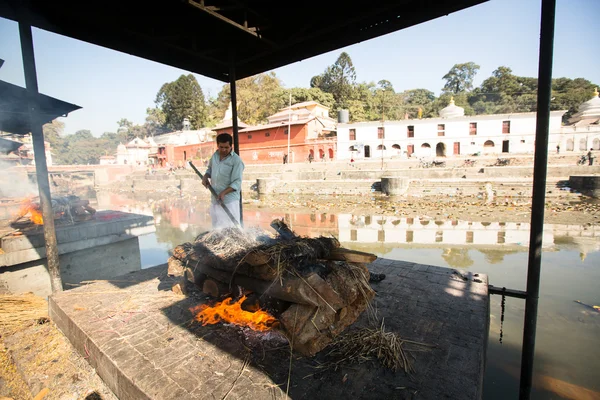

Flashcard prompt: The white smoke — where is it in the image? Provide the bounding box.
[0,160,39,198]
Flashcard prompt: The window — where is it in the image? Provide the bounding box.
[265,132,270,137]
[407,125,414,138]
[469,122,477,135]
[502,121,511,134]
[350,230,357,241]
[349,128,356,141]
[471,142,476,145]
[284,129,289,135]
[378,127,385,139]
[247,134,252,139]
[520,139,525,144]
[378,230,385,242]
[437,124,445,137]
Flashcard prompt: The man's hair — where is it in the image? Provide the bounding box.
[217,133,233,146]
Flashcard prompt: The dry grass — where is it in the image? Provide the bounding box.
[0,293,118,400]
[0,293,48,335]
[324,321,434,374]
[0,344,32,399]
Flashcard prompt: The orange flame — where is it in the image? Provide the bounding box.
[17,199,44,225]
[190,295,277,332]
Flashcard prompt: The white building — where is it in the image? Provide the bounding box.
[337,91,600,160]
[115,137,156,165]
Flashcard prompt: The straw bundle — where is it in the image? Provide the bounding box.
[0,293,48,332]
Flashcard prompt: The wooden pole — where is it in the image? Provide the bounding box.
[18,21,63,293]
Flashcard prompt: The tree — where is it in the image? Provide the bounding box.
[551,77,598,121]
[442,62,480,94]
[60,130,105,165]
[43,119,65,152]
[155,74,207,130]
[401,88,436,118]
[276,87,335,111]
[144,107,168,136]
[213,72,283,125]
[310,52,357,111]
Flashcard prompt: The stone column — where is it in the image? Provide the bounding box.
[381,177,409,196]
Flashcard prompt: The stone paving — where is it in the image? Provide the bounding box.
[49,259,489,400]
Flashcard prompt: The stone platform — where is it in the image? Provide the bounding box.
[49,260,489,399]
[0,210,155,295]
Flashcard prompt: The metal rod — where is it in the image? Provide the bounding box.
[187,161,240,227]
[488,285,527,300]
[229,60,243,227]
[519,0,556,398]
[18,21,63,293]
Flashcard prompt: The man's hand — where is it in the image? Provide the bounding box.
[202,175,210,188]
[218,191,227,202]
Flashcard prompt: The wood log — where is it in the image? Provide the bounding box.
[322,248,377,264]
[171,281,186,296]
[242,251,271,266]
[167,256,185,276]
[189,264,345,309]
[270,219,296,240]
[172,243,193,260]
[202,278,231,298]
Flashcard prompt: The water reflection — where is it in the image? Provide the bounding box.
[94,192,600,268]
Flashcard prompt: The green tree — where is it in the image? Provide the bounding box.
[214,72,283,125]
[155,74,207,130]
[42,119,65,155]
[551,77,598,121]
[442,62,480,94]
[60,130,105,165]
[311,52,357,111]
[276,87,335,110]
[401,88,436,118]
[144,107,168,136]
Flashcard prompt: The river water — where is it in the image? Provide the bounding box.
[95,191,600,399]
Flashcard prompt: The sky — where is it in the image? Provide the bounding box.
[0,0,599,136]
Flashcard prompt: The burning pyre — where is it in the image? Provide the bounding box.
[14,195,96,226]
[170,220,379,356]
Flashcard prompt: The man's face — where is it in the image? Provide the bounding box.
[218,141,232,158]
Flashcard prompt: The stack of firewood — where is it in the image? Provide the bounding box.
[168,220,379,356]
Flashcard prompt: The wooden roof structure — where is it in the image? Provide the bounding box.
[0,0,488,82]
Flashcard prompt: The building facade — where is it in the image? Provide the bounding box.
[218,101,337,164]
[337,92,600,160]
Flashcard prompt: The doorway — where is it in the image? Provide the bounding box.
[364,145,371,158]
[502,140,509,153]
[453,142,460,155]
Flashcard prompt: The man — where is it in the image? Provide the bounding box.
[588,148,595,166]
[202,133,245,229]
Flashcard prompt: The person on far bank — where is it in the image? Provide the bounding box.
[588,148,595,166]
[202,133,245,229]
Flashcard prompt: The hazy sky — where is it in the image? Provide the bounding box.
[0,0,598,136]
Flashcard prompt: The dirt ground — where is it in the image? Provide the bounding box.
[0,296,117,400]
[248,193,600,226]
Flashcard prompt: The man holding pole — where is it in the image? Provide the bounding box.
[201,133,245,229]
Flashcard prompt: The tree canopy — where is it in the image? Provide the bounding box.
[155,74,207,130]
